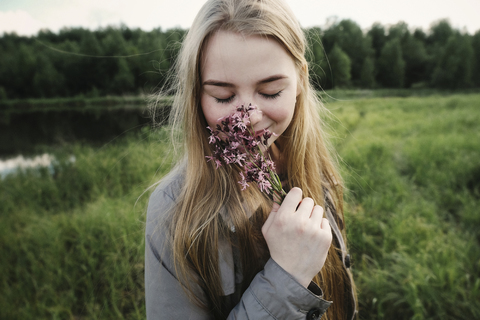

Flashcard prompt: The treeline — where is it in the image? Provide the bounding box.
[1,19,479,99]
[0,26,186,100]
[308,19,480,90]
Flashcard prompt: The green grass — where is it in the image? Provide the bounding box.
[320,88,480,102]
[1,93,479,319]
[0,127,175,319]
[1,196,146,319]
[327,93,480,319]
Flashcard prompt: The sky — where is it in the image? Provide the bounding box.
[0,0,479,36]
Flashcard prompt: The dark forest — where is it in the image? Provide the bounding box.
[1,18,479,100]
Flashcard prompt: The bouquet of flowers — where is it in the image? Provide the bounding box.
[206,104,286,204]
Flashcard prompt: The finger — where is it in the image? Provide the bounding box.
[320,217,331,232]
[277,187,303,216]
[296,197,315,217]
[262,202,280,233]
[310,205,324,225]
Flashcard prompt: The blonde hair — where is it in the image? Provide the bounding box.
[160,0,357,318]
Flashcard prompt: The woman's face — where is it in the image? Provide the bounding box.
[200,30,300,154]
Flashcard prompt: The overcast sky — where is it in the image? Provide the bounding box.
[1,0,479,36]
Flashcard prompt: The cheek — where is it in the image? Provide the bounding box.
[200,96,220,129]
[273,101,296,126]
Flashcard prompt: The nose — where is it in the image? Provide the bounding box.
[248,108,263,128]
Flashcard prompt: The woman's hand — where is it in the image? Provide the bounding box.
[262,187,332,288]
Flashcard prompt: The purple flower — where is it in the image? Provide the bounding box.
[205,103,286,204]
[239,172,250,191]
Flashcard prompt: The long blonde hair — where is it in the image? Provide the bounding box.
[160,0,356,318]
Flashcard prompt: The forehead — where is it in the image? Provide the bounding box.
[200,30,297,82]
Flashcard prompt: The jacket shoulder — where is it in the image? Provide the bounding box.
[146,166,185,235]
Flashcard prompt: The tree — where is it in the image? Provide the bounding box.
[431,33,473,89]
[472,31,480,87]
[7,43,37,98]
[402,34,429,87]
[384,22,424,87]
[368,23,386,59]
[33,54,65,97]
[328,44,351,88]
[79,31,104,93]
[377,38,405,88]
[132,30,165,91]
[305,27,328,89]
[426,20,454,75]
[428,19,454,47]
[388,22,410,43]
[413,28,427,43]
[0,86,7,100]
[360,56,375,88]
[322,20,373,85]
[57,40,82,96]
[111,58,135,94]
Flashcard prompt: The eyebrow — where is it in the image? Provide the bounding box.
[203,74,288,87]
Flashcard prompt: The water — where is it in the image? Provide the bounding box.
[0,154,75,179]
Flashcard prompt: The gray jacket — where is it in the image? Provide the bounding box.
[145,167,356,319]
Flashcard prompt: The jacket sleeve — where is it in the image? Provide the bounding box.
[227,259,332,319]
[145,185,332,320]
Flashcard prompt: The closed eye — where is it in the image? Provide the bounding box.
[215,95,235,104]
[261,90,283,100]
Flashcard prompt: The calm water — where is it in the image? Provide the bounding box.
[0,154,75,178]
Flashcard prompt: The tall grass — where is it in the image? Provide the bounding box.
[0,94,479,319]
[0,127,175,319]
[328,93,480,319]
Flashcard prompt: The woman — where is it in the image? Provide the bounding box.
[145,0,357,318]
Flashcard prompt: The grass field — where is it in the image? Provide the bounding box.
[1,92,479,319]
[327,93,480,319]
